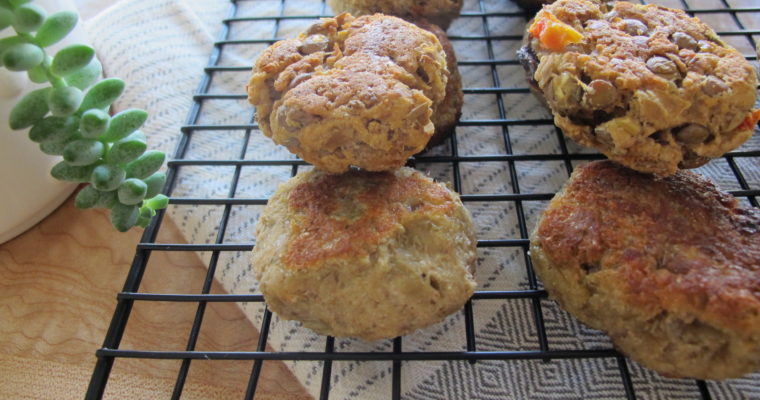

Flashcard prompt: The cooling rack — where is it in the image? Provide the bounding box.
[86,0,760,398]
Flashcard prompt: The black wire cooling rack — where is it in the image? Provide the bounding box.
[87,0,760,398]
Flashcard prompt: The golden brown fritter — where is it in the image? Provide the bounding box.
[530,160,760,379]
[327,0,463,31]
[518,0,758,176]
[251,167,477,341]
[248,13,449,173]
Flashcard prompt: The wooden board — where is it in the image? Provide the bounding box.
[0,190,311,399]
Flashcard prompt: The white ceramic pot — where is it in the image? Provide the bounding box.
[0,0,93,244]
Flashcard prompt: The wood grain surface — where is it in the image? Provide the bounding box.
[0,190,311,399]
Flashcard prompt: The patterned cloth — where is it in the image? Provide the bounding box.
[84,0,760,399]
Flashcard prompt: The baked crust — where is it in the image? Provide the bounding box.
[413,19,463,149]
[248,13,449,173]
[530,160,760,379]
[519,0,758,176]
[252,167,477,341]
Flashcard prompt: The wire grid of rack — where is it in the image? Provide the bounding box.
[86,0,760,398]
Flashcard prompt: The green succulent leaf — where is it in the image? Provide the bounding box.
[63,138,104,166]
[12,3,45,33]
[107,134,147,165]
[64,56,101,90]
[124,150,165,179]
[35,11,78,47]
[117,178,147,205]
[100,108,148,142]
[9,0,33,8]
[0,7,14,30]
[51,160,95,182]
[74,185,100,209]
[0,36,24,68]
[0,36,27,55]
[95,189,118,209]
[78,77,124,111]
[110,203,139,232]
[135,216,151,228]
[27,62,48,83]
[79,108,109,138]
[47,85,83,116]
[90,163,125,191]
[2,42,44,71]
[0,36,29,65]
[143,171,166,199]
[39,140,65,155]
[51,44,94,77]
[9,87,50,129]
[39,129,81,155]
[28,115,72,143]
[139,206,155,219]
[144,194,169,210]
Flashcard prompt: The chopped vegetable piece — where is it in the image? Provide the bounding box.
[529,10,583,51]
[737,109,760,131]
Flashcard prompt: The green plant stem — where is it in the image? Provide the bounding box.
[17,31,34,42]
[41,54,64,88]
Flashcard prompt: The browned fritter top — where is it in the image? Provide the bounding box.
[284,169,460,269]
[535,161,760,332]
[247,13,449,172]
[539,1,755,92]
[248,13,448,135]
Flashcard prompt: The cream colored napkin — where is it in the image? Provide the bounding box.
[84,0,760,399]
